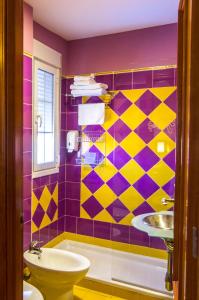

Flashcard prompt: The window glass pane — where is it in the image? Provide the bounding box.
[44,133,55,163]
[37,133,45,164]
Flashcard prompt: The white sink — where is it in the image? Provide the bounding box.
[23,281,43,300]
[132,211,174,240]
[24,248,90,300]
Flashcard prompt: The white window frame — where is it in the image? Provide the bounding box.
[32,40,61,178]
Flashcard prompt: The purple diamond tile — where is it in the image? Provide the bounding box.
[83,145,104,168]
[65,199,80,217]
[95,74,113,90]
[135,90,161,115]
[107,173,130,196]
[23,79,32,104]
[109,92,131,116]
[149,237,166,250]
[130,226,149,247]
[82,171,104,193]
[108,119,131,143]
[133,201,154,216]
[77,218,94,237]
[106,199,130,222]
[135,118,160,144]
[114,72,133,90]
[23,55,32,80]
[87,96,103,104]
[111,224,130,244]
[65,215,77,233]
[133,174,159,199]
[163,149,176,171]
[153,68,175,87]
[133,71,152,89]
[162,177,176,198]
[94,220,111,240]
[46,199,57,221]
[164,120,176,141]
[107,146,131,169]
[47,182,57,194]
[83,125,105,142]
[32,204,45,228]
[164,90,177,112]
[33,187,43,200]
[134,147,160,171]
[82,196,103,218]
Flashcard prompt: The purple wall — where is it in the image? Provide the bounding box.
[33,22,68,74]
[67,24,177,75]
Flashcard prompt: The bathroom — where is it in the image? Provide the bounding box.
[16,0,193,299]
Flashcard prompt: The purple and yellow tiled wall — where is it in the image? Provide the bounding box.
[23,53,177,255]
[64,67,177,251]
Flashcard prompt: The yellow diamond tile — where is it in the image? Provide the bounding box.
[31,221,38,234]
[149,103,176,130]
[119,186,144,211]
[52,209,58,222]
[52,183,58,204]
[80,206,92,219]
[118,213,134,226]
[94,133,106,155]
[82,96,89,104]
[120,105,146,130]
[39,213,51,230]
[39,186,52,212]
[147,188,174,212]
[131,88,147,103]
[94,184,117,208]
[32,192,39,215]
[147,160,175,186]
[120,132,145,157]
[148,132,176,158]
[121,90,134,102]
[120,159,145,185]
[81,183,92,204]
[105,132,117,155]
[150,87,177,102]
[95,160,117,183]
[81,165,93,180]
[94,209,116,223]
[102,108,119,130]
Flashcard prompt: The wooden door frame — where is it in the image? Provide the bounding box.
[174,0,199,299]
[0,0,23,299]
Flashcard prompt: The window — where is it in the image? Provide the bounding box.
[33,48,61,178]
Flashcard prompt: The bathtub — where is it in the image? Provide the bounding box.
[55,240,173,300]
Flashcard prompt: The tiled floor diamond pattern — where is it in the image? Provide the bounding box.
[32,183,58,233]
[81,88,177,225]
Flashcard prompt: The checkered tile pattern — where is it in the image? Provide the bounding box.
[32,183,58,233]
[80,87,176,225]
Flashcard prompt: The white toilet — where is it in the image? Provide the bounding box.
[24,248,90,300]
[23,281,43,300]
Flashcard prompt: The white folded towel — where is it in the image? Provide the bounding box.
[74,74,95,82]
[70,83,108,90]
[73,79,96,86]
[71,88,107,97]
[78,103,105,125]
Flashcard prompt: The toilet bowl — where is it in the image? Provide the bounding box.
[23,281,43,300]
[24,248,90,300]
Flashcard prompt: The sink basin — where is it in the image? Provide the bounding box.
[132,211,174,240]
[23,281,43,300]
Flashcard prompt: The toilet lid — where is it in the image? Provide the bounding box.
[23,281,43,300]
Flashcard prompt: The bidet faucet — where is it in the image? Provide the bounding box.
[161,198,175,205]
[29,240,43,259]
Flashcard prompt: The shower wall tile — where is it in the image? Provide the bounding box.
[23,55,32,81]
[153,68,175,87]
[95,74,114,90]
[133,70,152,89]
[65,199,80,217]
[94,221,111,240]
[77,218,94,237]
[23,80,32,104]
[65,215,77,233]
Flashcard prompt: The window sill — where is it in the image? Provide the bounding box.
[32,167,59,179]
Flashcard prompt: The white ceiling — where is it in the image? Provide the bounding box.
[25,0,179,41]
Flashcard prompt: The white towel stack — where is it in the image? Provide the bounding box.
[70,74,108,97]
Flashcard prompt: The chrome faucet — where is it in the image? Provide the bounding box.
[29,241,43,259]
[161,198,175,205]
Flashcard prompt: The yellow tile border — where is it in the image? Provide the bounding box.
[23,51,33,58]
[44,232,167,259]
[63,65,177,79]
